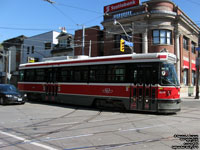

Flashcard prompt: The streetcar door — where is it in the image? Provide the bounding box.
[130,64,158,112]
[45,68,58,101]
[130,67,144,111]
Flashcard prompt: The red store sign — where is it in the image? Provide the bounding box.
[104,0,140,14]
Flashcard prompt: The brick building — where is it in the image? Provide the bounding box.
[74,26,104,57]
[101,0,200,96]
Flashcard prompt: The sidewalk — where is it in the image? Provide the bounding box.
[180,95,200,101]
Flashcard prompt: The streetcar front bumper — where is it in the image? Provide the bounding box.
[157,99,181,113]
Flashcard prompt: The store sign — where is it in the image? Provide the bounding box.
[28,57,35,63]
[113,11,132,19]
[104,0,140,14]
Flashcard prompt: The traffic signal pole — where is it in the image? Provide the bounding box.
[195,51,200,99]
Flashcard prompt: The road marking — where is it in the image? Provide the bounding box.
[119,123,175,132]
[51,122,79,126]
[30,134,94,143]
[0,131,58,150]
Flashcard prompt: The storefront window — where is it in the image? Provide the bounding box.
[192,71,196,86]
[183,69,188,86]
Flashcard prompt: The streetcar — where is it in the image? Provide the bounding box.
[18,52,181,113]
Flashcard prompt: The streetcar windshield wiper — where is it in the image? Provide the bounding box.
[162,78,179,88]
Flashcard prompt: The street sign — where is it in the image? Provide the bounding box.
[7,73,12,80]
[124,40,134,47]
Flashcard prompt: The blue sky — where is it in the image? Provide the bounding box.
[0,0,200,43]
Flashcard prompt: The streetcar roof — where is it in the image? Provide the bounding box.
[19,52,176,69]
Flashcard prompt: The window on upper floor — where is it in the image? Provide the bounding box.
[191,41,196,54]
[153,30,172,45]
[27,46,30,54]
[59,39,67,47]
[44,42,51,50]
[31,46,34,54]
[183,36,189,50]
[67,37,72,47]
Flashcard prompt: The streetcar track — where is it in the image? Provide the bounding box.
[1,109,199,139]
[0,114,154,136]
[1,109,200,149]
[63,136,174,150]
[1,104,200,149]
[0,110,103,149]
[25,108,79,128]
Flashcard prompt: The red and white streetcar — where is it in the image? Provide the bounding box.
[18,52,181,113]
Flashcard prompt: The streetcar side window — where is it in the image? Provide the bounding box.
[58,67,73,82]
[89,65,106,82]
[73,66,88,82]
[107,64,125,82]
[25,69,35,82]
[129,63,159,85]
[130,69,138,84]
[35,69,45,82]
[152,67,158,85]
[19,70,25,81]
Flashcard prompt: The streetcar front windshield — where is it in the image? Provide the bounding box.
[161,63,179,86]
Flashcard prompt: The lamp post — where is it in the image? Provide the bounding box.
[113,19,134,53]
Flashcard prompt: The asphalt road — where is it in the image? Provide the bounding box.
[0,97,199,150]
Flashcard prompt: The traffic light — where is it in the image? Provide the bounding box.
[120,38,125,52]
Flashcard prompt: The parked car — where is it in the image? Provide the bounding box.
[0,84,26,105]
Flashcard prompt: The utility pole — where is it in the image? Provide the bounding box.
[0,49,11,84]
[77,24,85,55]
[132,22,134,53]
[195,55,199,99]
[89,40,92,57]
[8,50,12,83]
[195,33,200,99]
[82,25,85,55]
